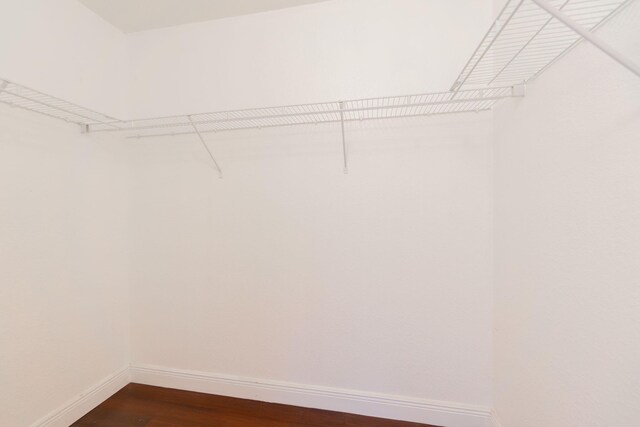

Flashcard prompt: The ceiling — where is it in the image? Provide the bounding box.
[79,0,331,33]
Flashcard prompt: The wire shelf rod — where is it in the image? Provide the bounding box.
[531,0,640,77]
[1,87,115,127]
[125,107,497,140]
[0,78,119,127]
[453,0,527,91]
[450,0,634,90]
[89,91,514,134]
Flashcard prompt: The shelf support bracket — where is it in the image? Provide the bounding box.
[339,102,348,174]
[188,116,223,179]
[531,0,640,79]
[512,84,526,97]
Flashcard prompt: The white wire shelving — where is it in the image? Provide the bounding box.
[1,0,637,175]
[86,86,518,139]
[0,79,118,127]
[451,0,634,91]
[0,78,519,140]
[0,78,520,175]
[1,0,635,137]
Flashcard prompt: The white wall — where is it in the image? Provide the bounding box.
[17,1,640,426]
[0,2,132,425]
[0,105,131,426]
[0,0,127,117]
[492,2,640,426]
[123,1,497,424]
[1,1,498,425]
[5,0,639,425]
[125,0,491,117]
[129,113,495,421]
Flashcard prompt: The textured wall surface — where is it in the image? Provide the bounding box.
[1,1,497,425]
[0,105,131,427]
[0,3,131,424]
[0,0,127,117]
[3,0,639,426]
[129,112,496,412]
[125,0,497,417]
[492,2,640,426]
[125,0,491,117]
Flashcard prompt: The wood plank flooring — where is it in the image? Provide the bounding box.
[73,383,441,427]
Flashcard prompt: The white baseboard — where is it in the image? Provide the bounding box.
[31,366,130,427]
[130,364,492,427]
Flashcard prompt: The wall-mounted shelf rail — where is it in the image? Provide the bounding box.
[86,87,517,139]
[451,0,634,91]
[0,78,519,175]
[2,0,636,173]
[0,79,118,127]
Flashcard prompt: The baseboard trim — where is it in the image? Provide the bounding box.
[31,366,130,427]
[131,364,492,427]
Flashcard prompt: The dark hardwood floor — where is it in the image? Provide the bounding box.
[72,383,441,427]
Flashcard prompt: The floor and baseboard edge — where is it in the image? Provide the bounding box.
[31,366,130,427]
[130,364,492,427]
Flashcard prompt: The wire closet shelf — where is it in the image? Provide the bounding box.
[451,0,633,91]
[87,87,517,139]
[0,0,635,140]
[0,79,117,127]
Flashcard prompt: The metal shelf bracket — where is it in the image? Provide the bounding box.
[339,101,348,174]
[512,84,526,97]
[531,0,640,79]
[188,115,224,179]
